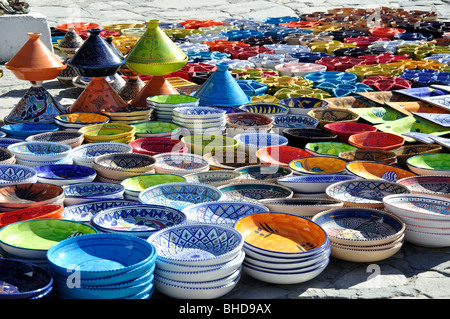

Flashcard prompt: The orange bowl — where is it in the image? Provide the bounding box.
[0,204,63,228]
[346,161,416,181]
[348,132,405,151]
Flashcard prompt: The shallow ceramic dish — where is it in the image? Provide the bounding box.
[72,142,133,167]
[238,102,289,116]
[0,163,37,186]
[218,182,293,203]
[129,137,187,156]
[383,194,450,221]
[92,152,156,180]
[181,135,238,156]
[1,123,59,139]
[47,233,156,280]
[7,141,72,162]
[181,201,269,226]
[348,131,405,151]
[35,164,97,186]
[307,107,360,128]
[403,228,450,248]
[55,112,110,128]
[15,155,73,168]
[62,182,125,206]
[139,182,222,211]
[255,145,312,167]
[406,153,450,176]
[91,204,187,238]
[234,132,289,152]
[78,123,136,141]
[0,204,63,228]
[278,97,329,115]
[0,258,53,299]
[338,149,397,165]
[312,207,405,246]
[225,113,273,133]
[396,175,450,198]
[172,106,226,120]
[289,156,348,175]
[277,174,358,194]
[203,151,260,170]
[0,219,97,259]
[26,131,85,148]
[345,161,417,181]
[325,179,411,208]
[153,152,210,176]
[282,128,338,148]
[323,122,378,143]
[0,183,65,212]
[392,144,443,168]
[271,114,319,134]
[184,170,241,187]
[147,94,199,107]
[0,148,15,164]
[62,199,140,223]
[0,138,22,149]
[131,121,182,138]
[235,212,328,258]
[305,141,359,157]
[259,198,344,217]
[329,241,403,262]
[234,164,293,183]
[147,223,244,267]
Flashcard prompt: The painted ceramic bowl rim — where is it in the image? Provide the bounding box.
[218,182,294,198]
[93,152,156,173]
[396,175,450,196]
[121,173,187,192]
[62,182,125,198]
[72,143,133,160]
[0,163,38,183]
[278,174,358,184]
[383,193,450,219]
[35,164,97,181]
[406,153,450,171]
[7,141,72,159]
[345,160,416,180]
[233,132,289,147]
[259,198,344,207]
[288,155,348,174]
[139,182,223,203]
[184,170,242,183]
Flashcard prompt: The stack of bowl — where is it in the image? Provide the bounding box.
[0,163,37,186]
[90,204,187,238]
[7,141,73,167]
[383,194,450,247]
[62,182,125,206]
[54,113,110,131]
[146,94,200,122]
[312,207,406,262]
[0,258,54,299]
[131,121,183,139]
[234,212,331,284]
[120,174,187,201]
[101,107,153,125]
[72,142,133,167]
[148,223,245,299]
[92,152,156,183]
[78,123,136,144]
[172,106,227,135]
[0,218,97,267]
[47,233,157,299]
[153,152,210,176]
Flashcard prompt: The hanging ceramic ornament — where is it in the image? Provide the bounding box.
[67,29,129,113]
[4,32,67,124]
[126,19,188,107]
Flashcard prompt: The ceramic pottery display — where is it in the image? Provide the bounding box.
[57,27,84,86]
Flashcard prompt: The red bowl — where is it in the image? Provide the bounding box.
[324,122,378,143]
[256,145,313,167]
[348,132,405,151]
[0,204,63,228]
[129,137,188,156]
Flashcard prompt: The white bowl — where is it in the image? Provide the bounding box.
[404,228,450,247]
[153,152,210,176]
[7,141,72,162]
[71,142,133,168]
[383,194,450,221]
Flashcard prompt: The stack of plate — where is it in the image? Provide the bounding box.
[0,219,97,268]
[312,207,406,262]
[0,258,54,299]
[153,152,210,176]
[92,152,156,184]
[234,212,331,284]
[90,204,187,238]
[7,141,73,167]
[78,123,136,144]
[47,233,157,299]
[72,142,133,167]
[383,194,450,247]
[55,113,110,131]
[148,223,245,299]
[62,182,125,206]
[101,107,154,125]
[172,106,227,135]
[146,95,200,122]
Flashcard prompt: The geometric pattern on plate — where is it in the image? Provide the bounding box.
[386,196,450,216]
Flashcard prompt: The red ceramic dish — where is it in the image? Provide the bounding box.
[129,137,188,156]
[324,122,378,143]
[0,204,63,228]
[348,132,405,151]
[56,22,101,32]
[255,145,313,167]
[368,27,406,39]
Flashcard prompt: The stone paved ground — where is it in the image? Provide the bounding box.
[2,0,450,300]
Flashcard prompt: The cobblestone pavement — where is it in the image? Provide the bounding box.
[2,0,450,300]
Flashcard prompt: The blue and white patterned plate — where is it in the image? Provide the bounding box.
[0,163,37,185]
[413,112,450,128]
[63,199,141,222]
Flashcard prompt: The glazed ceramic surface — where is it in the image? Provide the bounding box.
[35,164,96,186]
[289,156,348,175]
[277,174,358,194]
[345,161,416,181]
[282,128,338,148]
[305,141,358,157]
[0,164,37,185]
[255,145,312,167]
[184,170,241,187]
[153,153,210,175]
[72,143,133,167]
[348,132,405,151]
[234,132,289,151]
[396,175,450,198]
[383,194,450,221]
[63,199,140,222]
[7,141,72,162]
[338,149,397,165]
[407,153,450,175]
[234,165,293,182]
[218,183,293,202]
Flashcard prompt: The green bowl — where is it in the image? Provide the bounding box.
[121,173,187,193]
[146,94,199,106]
[132,121,182,137]
[0,219,98,259]
[305,141,359,157]
[181,135,238,156]
[407,153,450,176]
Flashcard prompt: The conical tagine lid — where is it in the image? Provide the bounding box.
[126,19,188,76]
[194,62,251,107]
[5,32,66,81]
[58,27,84,52]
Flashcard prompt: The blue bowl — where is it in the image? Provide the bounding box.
[63,199,141,222]
[35,164,97,185]
[0,138,22,149]
[139,182,223,211]
[91,204,188,237]
[278,97,329,111]
[0,258,53,299]
[271,114,319,130]
[181,200,270,226]
[234,132,289,150]
[62,182,125,200]
[0,163,37,185]
[1,123,59,138]
[47,233,157,280]
[239,103,289,116]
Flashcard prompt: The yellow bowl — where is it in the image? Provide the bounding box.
[345,161,416,181]
[56,112,110,125]
[79,123,136,141]
[289,156,347,175]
